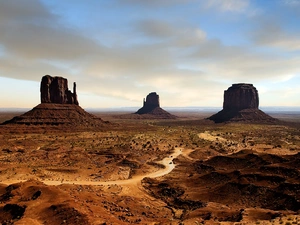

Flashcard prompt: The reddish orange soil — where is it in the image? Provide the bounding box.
[0,111,299,224]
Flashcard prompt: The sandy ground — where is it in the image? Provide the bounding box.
[0,112,299,224]
[1,147,185,186]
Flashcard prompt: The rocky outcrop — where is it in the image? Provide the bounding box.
[136,92,160,114]
[41,75,78,105]
[2,75,109,128]
[135,92,176,119]
[208,83,275,123]
[2,104,107,127]
[223,83,258,111]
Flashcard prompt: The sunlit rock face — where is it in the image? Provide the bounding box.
[40,75,78,105]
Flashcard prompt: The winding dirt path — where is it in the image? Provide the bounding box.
[2,148,191,186]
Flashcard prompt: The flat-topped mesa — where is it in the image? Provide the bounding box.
[208,83,275,123]
[223,83,259,111]
[40,75,78,105]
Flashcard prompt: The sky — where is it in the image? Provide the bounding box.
[0,0,299,109]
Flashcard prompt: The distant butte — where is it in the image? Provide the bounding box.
[208,83,276,123]
[135,92,176,119]
[136,92,160,114]
[2,75,108,128]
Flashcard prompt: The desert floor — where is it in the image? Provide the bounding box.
[0,110,299,224]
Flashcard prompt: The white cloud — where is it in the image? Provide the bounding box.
[251,23,300,51]
[136,19,206,44]
[204,0,249,12]
[119,0,196,7]
[0,0,299,107]
[283,0,300,6]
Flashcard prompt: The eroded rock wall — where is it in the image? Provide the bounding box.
[223,83,259,111]
[40,75,78,105]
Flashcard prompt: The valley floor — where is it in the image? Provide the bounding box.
[0,111,299,224]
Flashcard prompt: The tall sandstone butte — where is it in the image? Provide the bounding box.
[2,75,108,127]
[41,75,79,105]
[223,83,259,110]
[208,83,275,123]
[135,92,176,119]
[136,92,160,114]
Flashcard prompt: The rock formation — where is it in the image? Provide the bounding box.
[135,92,176,119]
[223,84,258,111]
[208,83,275,123]
[41,75,78,105]
[2,103,106,127]
[2,75,108,128]
[136,92,160,114]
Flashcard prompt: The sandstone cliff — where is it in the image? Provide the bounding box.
[223,83,258,110]
[41,75,78,105]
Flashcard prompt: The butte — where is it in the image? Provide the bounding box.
[2,75,108,128]
[208,83,276,123]
[134,92,176,119]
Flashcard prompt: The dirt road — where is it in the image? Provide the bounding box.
[2,148,190,186]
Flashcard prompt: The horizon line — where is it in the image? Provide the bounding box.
[1,106,300,112]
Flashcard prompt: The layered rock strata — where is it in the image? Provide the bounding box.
[2,103,105,127]
[2,75,108,127]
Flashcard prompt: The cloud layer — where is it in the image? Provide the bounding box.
[0,0,299,108]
